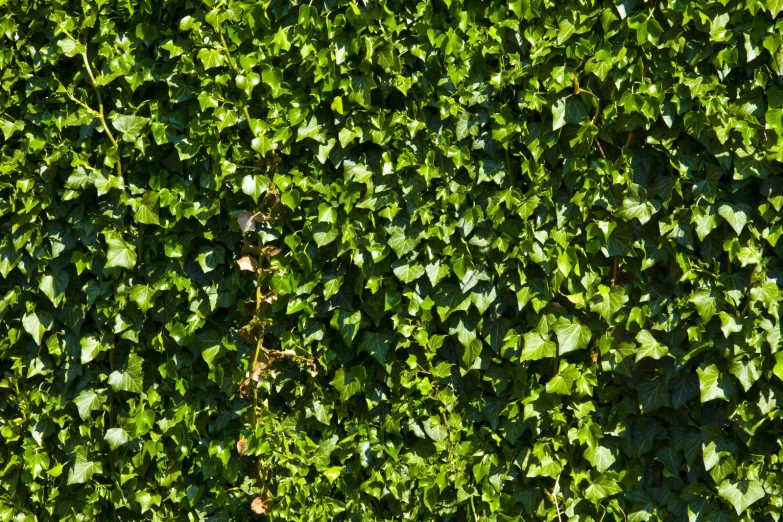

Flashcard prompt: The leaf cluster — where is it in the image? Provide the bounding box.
[1,0,783,521]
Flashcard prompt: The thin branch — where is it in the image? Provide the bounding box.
[594,138,606,160]
[624,131,634,149]
[469,495,479,522]
[552,473,562,522]
[62,26,122,178]
[611,256,619,286]
[219,32,235,69]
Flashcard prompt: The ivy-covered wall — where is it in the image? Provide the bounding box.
[2,0,783,521]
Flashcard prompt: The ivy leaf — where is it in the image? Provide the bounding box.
[393,263,425,284]
[635,330,668,362]
[330,366,365,401]
[22,310,53,345]
[584,474,622,503]
[552,96,588,130]
[73,389,106,421]
[718,203,750,236]
[105,234,137,269]
[112,115,149,141]
[584,444,616,473]
[770,0,783,18]
[331,309,362,346]
[637,380,670,413]
[104,428,131,450]
[241,175,269,203]
[690,288,718,323]
[697,363,734,403]
[67,448,103,485]
[589,285,628,322]
[553,317,591,355]
[196,245,225,273]
[422,418,448,442]
[108,354,144,394]
[39,271,69,307]
[358,331,393,365]
[130,285,156,313]
[521,331,556,361]
[718,479,765,515]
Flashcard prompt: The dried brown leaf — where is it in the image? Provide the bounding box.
[250,497,268,514]
[237,255,258,272]
[237,210,257,233]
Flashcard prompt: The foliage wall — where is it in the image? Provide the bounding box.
[2,0,783,521]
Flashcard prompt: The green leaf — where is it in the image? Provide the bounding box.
[393,263,425,284]
[768,0,783,18]
[697,363,733,403]
[134,193,160,225]
[241,175,269,203]
[331,309,362,346]
[589,285,628,322]
[729,358,762,392]
[637,380,669,413]
[348,75,377,108]
[22,310,53,345]
[73,389,106,421]
[718,479,765,515]
[358,331,393,365]
[521,332,556,361]
[196,47,225,69]
[108,353,144,394]
[553,317,591,355]
[80,336,106,364]
[690,288,718,323]
[330,366,366,401]
[112,115,149,141]
[39,271,69,307]
[196,245,225,273]
[67,448,103,485]
[105,234,137,269]
[104,428,131,450]
[718,203,750,236]
[584,474,622,503]
[635,330,668,362]
[552,96,588,130]
[719,312,743,337]
[584,443,616,473]
[57,38,86,57]
[130,285,156,313]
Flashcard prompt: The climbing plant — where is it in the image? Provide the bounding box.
[2,0,783,521]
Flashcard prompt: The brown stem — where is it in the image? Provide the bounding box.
[80,42,122,178]
[551,473,562,522]
[594,139,606,160]
[624,131,634,149]
[611,256,619,286]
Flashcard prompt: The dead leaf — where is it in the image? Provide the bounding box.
[236,438,248,456]
[248,361,266,383]
[237,255,258,272]
[237,210,257,233]
[261,246,282,257]
[250,497,268,514]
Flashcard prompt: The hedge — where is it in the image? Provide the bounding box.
[2,0,783,521]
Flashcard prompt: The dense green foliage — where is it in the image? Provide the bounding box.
[2,0,783,520]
